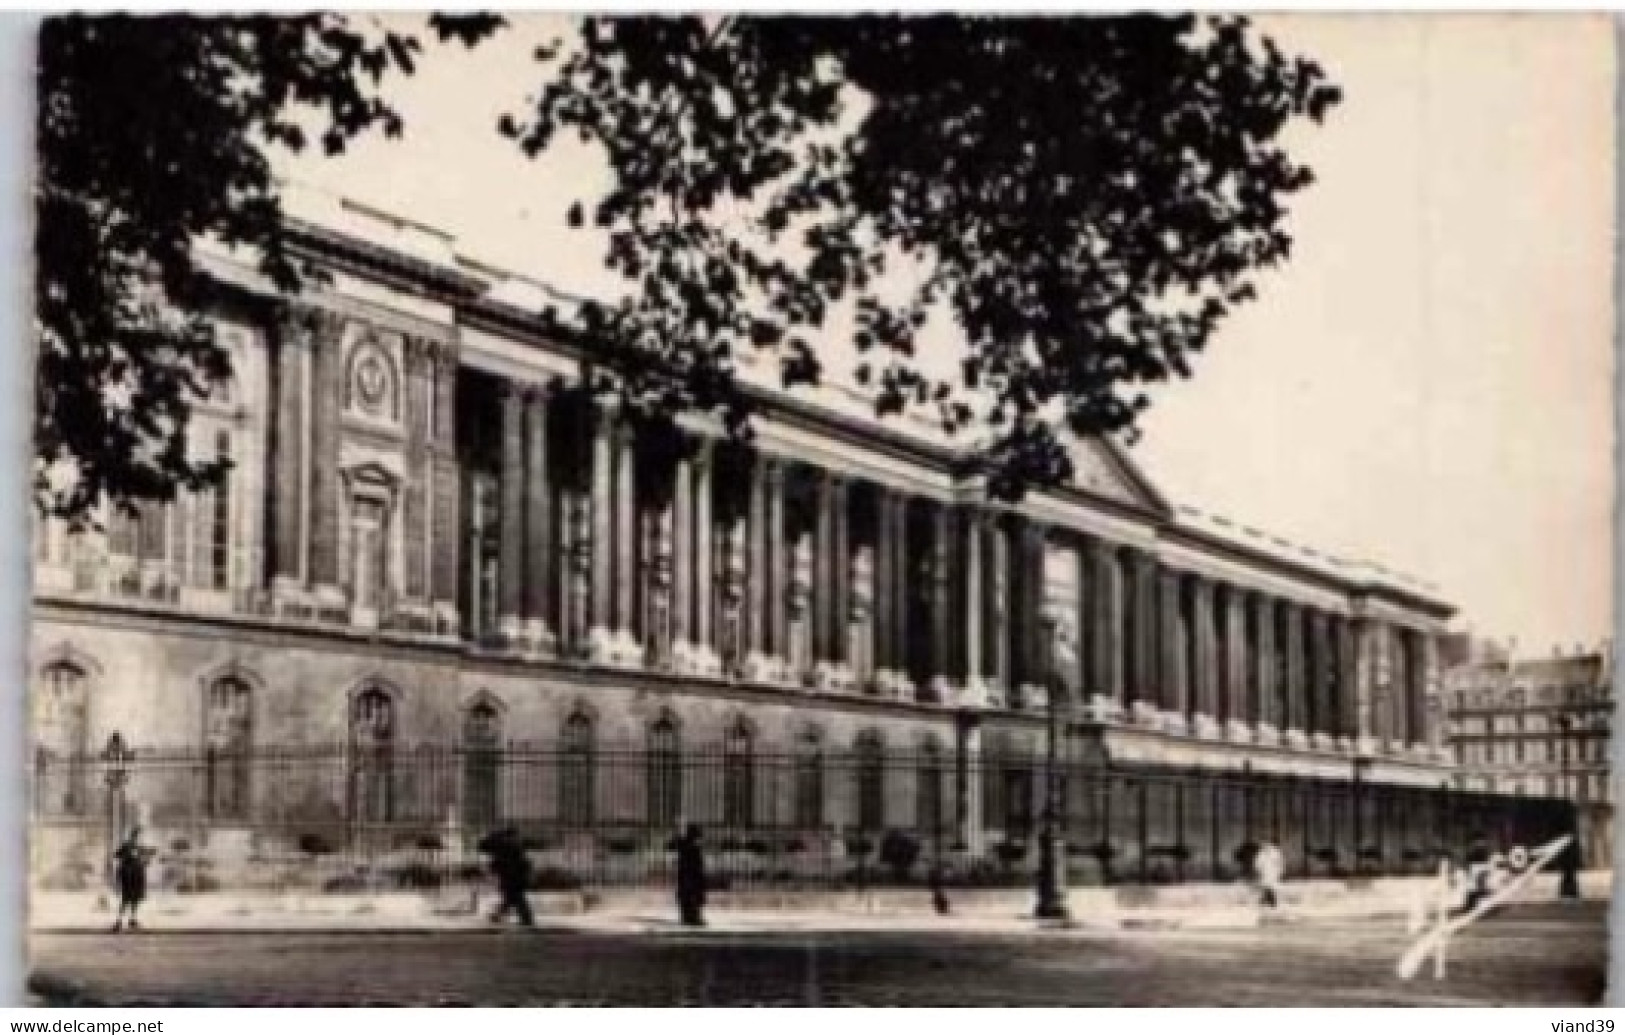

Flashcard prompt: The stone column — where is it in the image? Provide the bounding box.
[961,508,984,706]
[671,446,693,659]
[1358,620,1386,748]
[269,311,308,598]
[1091,540,1124,712]
[401,339,431,612]
[1212,585,1231,726]
[1308,611,1332,748]
[307,309,344,609]
[1191,576,1219,737]
[691,440,716,673]
[428,343,461,635]
[1283,602,1307,745]
[743,452,770,679]
[927,502,952,702]
[766,459,788,679]
[1013,519,1046,707]
[872,488,894,690]
[718,504,747,674]
[985,516,1010,702]
[588,407,614,653]
[1134,553,1160,718]
[644,478,675,669]
[1224,586,1250,740]
[1386,625,1408,749]
[523,387,554,652]
[1336,616,1358,748]
[1420,633,1442,755]
[1255,595,1279,742]
[1159,566,1188,731]
[1074,542,1093,706]
[612,420,637,657]
[1405,629,1428,750]
[812,470,835,677]
[1349,619,1370,749]
[831,477,850,673]
[497,381,526,644]
[893,493,913,697]
[1119,549,1138,713]
[1003,515,1025,699]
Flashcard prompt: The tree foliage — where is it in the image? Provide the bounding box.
[34,13,499,524]
[504,15,1339,498]
[36,13,1338,525]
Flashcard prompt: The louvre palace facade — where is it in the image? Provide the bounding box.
[34,192,1522,890]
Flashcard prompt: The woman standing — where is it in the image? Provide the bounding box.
[111,827,149,933]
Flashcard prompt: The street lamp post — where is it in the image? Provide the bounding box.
[102,732,133,890]
[1034,617,1070,922]
[1351,754,1372,875]
[1555,715,1580,899]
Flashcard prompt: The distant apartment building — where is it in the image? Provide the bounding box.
[1442,641,1614,865]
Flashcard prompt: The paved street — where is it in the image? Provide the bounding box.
[29,901,1607,1007]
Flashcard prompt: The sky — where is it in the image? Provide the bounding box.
[273,14,1617,654]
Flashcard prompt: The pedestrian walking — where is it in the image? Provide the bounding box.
[929,861,951,915]
[1460,843,1492,914]
[674,823,707,927]
[479,827,535,927]
[111,827,149,933]
[1254,841,1284,909]
[1557,834,1581,900]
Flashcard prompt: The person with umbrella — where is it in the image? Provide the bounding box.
[478,826,534,928]
[674,823,707,927]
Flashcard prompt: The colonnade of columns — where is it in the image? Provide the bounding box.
[460,377,1437,754]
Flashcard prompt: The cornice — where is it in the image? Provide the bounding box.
[284,220,487,307]
[32,597,967,726]
[274,218,1454,621]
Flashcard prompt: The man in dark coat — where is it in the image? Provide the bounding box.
[928,862,951,915]
[111,827,149,933]
[675,824,707,927]
[480,827,534,927]
[1557,834,1582,900]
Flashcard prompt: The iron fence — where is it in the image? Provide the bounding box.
[30,743,1574,896]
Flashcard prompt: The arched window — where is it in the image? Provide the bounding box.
[348,686,396,824]
[462,700,502,828]
[794,726,824,830]
[723,718,754,829]
[203,676,252,821]
[558,710,596,826]
[916,736,944,840]
[1001,748,1034,837]
[35,663,89,816]
[855,730,886,832]
[646,712,682,827]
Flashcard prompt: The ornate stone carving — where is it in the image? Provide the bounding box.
[716,518,747,676]
[788,532,813,685]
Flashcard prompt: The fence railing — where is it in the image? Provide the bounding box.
[30,744,1574,895]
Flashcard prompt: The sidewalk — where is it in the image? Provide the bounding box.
[22,895,1276,936]
[29,871,1610,937]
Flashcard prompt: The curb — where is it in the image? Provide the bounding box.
[29,912,1370,936]
[26,972,104,1008]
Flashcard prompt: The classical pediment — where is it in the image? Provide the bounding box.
[1068,436,1171,517]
